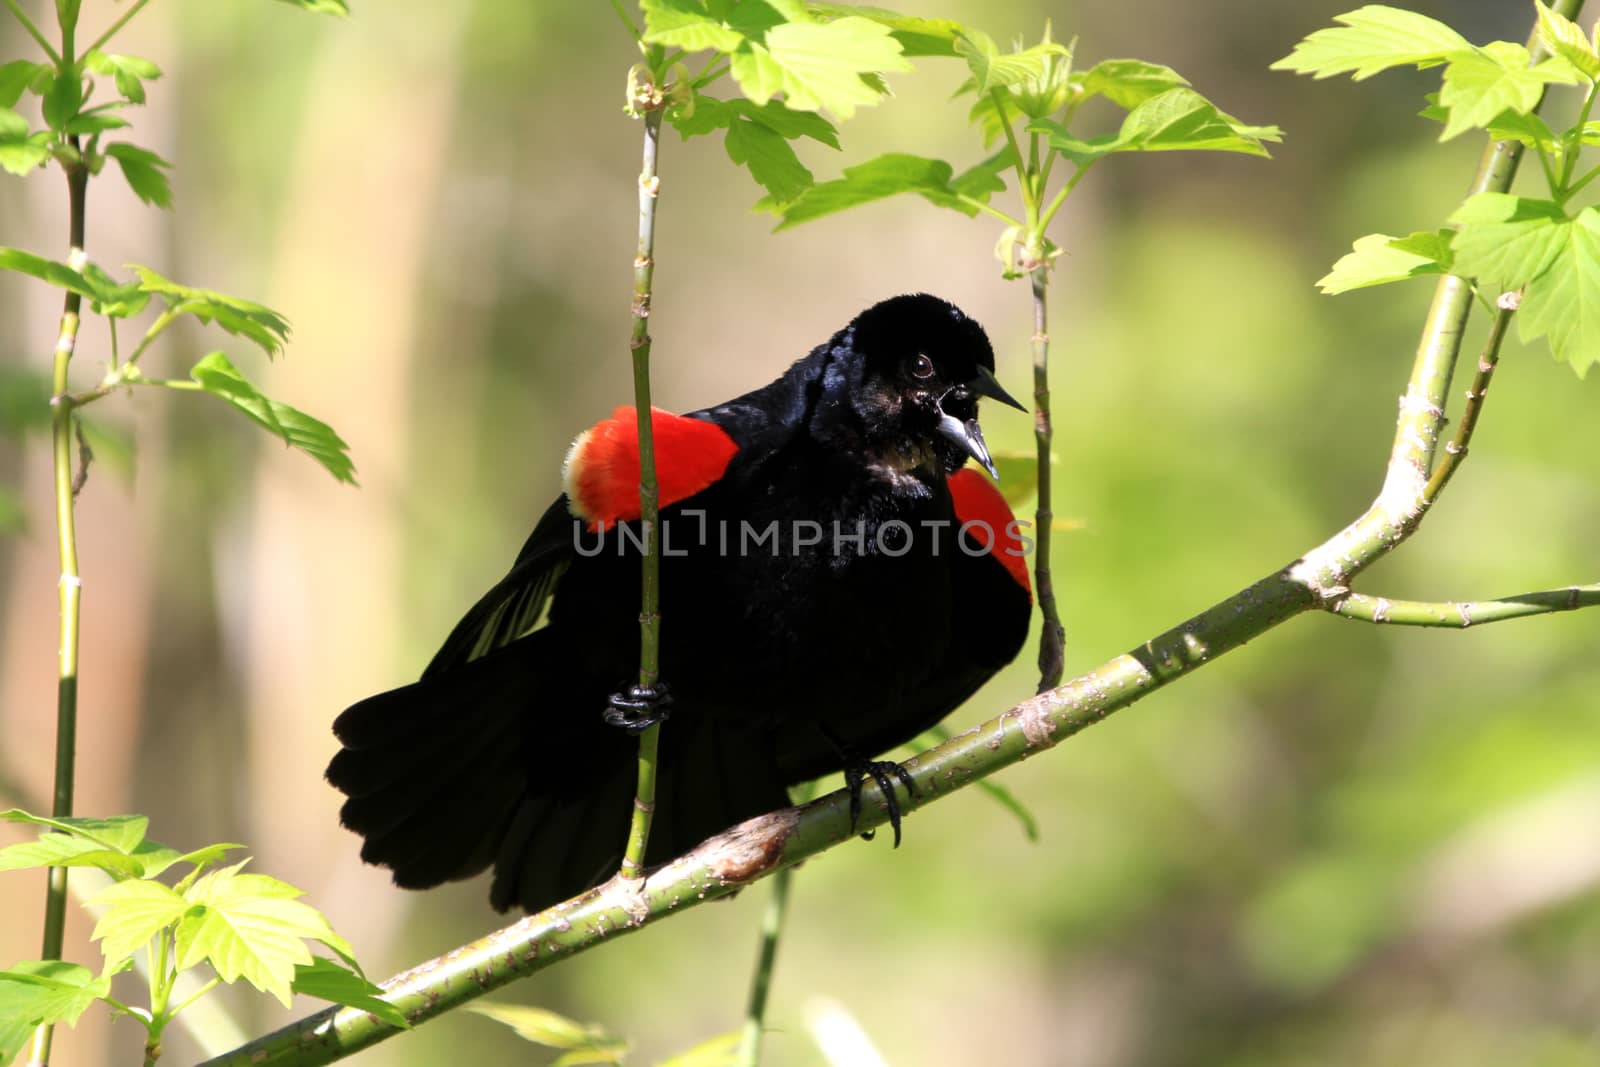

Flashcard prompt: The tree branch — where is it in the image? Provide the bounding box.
[194,6,1585,1066]
[1327,584,1600,627]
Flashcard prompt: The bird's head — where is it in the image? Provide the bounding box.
[837,293,1025,484]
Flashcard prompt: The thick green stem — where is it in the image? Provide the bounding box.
[31,146,87,1067]
[1029,268,1064,692]
[619,105,665,881]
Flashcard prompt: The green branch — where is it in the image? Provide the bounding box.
[32,145,89,1067]
[1424,299,1513,502]
[192,8,1584,1067]
[1028,268,1065,692]
[1328,584,1600,627]
[619,102,666,880]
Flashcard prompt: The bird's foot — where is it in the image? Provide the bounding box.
[603,683,673,732]
[844,758,919,848]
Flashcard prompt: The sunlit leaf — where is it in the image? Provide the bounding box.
[88,880,190,967]
[1437,42,1579,141]
[41,66,82,131]
[724,116,813,203]
[270,0,349,15]
[84,51,161,104]
[0,61,49,109]
[104,142,173,207]
[1081,58,1189,109]
[806,4,963,57]
[0,810,150,854]
[641,0,745,52]
[1316,231,1451,294]
[1270,5,1471,81]
[173,862,348,1008]
[188,353,357,484]
[1517,207,1600,376]
[773,153,976,228]
[131,264,289,355]
[1449,193,1569,293]
[467,1002,628,1065]
[291,958,408,1029]
[0,961,109,1067]
[1535,0,1600,80]
[730,16,911,119]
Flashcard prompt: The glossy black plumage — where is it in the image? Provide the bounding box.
[327,293,1032,913]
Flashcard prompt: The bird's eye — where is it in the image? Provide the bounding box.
[909,353,935,380]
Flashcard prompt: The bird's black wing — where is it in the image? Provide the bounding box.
[422,495,576,679]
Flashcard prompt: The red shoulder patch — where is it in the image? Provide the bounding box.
[563,406,738,531]
[948,467,1032,597]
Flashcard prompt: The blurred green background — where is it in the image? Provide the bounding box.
[3,1,1599,1065]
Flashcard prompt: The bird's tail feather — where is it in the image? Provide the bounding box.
[328,636,789,913]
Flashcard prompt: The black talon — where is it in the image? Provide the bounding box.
[844,757,918,848]
[603,682,673,732]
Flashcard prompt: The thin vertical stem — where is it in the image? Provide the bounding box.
[620,106,665,880]
[31,145,88,1067]
[1029,268,1064,692]
[736,863,794,1067]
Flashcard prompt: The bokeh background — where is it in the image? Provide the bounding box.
[3,1,1599,1064]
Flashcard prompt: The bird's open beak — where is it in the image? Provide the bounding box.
[936,367,1025,480]
[938,411,1000,480]
[970,365,1027,411]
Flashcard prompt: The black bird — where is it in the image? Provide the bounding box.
[327,293,1034,913]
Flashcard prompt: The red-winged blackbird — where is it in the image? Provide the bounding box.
[327,293,1033,913]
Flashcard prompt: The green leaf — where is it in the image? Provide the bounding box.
[270,0,349,14]
[1032,88,1281,164]
[79,262,151,318]
[88,880,190,967]
[673,94,840,148]
[466,1003,628,1065]
[1518,207,1600,376]
[1081,58,1189,109]
[0,248,95,298]
[1485,108,1559,153]
[1437,43,1579,141]
[291,958,408,1029]
[949,146,1013,204]
[173,863,346,1008]
[188,353,357,484]
[730,16,911,119]
[1535,0,1600,80]
[724,115,813,202]
[0,810,150,854]
[773,152,977,228]
[1449,192,1570,293]
[130,265,290,355]
[1317,231,1452,294]
[0,832,173,880]
[0,127,51,176]
[954,27,1070,95]
[104,142,173,207]
[64,111,130,135]
[805,4,962,57]
[84,51,162,104]
[41,66,82,131]
[0,108,27,138]
[1116,87,1281,155]
[1270,5,1471,81]
[0,61,48,108]
[641,0,746,52]
[0,961,110,1066]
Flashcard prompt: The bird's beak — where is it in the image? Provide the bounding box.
[938,411,1000,480]
[969,365,1027,412]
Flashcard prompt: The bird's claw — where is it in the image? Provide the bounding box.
[844,758,918,847]
[603,682,673,732]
